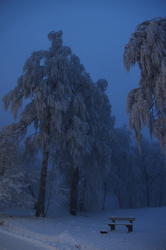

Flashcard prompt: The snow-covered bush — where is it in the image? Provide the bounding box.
[0,125,33,207]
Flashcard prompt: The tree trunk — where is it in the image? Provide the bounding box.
[147,185,150,207]
[28,185,37,209]
[36,126,49,217]
[102,182,106,210]
[70,166,79,215]
[159,174,163,207]
[128,181,132,208]
[114,189,122,208]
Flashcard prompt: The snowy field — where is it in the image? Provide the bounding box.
[0,206,166,250]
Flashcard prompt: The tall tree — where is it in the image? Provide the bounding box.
[3,30,72,216]
[80,84,115,212]
[3,30,114,216]
[65,55,114,214]
[123,17,166,154]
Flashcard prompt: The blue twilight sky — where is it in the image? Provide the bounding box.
[0,0,166,137]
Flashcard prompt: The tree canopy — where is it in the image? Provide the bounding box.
[123,17,166,154]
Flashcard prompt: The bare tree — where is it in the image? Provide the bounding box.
[123,17,166,154]
[133,137,166,207]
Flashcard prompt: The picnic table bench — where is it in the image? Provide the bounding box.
[106,216,136,233]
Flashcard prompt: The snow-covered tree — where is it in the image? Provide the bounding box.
[63,55,115,214]
[0,125,32,207]
[3,30,72,216]
[123,17,166,154]
[3,30,114,216]
[79,87,115,212]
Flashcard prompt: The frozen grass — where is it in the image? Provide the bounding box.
[0,206,166,249]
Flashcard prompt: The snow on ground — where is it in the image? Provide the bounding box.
[0,206,166,250]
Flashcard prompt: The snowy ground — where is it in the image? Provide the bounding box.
[0,206,166,250]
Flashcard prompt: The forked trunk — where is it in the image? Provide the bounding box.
[70,166,79,215]
[36,126,49,217]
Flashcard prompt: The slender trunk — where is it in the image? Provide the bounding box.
[70,166,79,215]
[28,185,37,209]
[114,189,122,208]
[128,181,132,208]
[147,185,150,207]
[159,174,163,207]
[78,177,86,212]
[102,182,106,210]
[45,164,54,217]
[145,168,150,207]
[36,126,49,217]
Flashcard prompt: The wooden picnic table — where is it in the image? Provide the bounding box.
[106,216,136,233]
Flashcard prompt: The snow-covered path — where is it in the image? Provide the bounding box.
[0,207,166,250]
[0,230,51,250]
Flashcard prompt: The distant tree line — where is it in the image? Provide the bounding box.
[110,127,166,209]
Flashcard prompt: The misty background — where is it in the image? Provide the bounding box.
[0,0,166,137]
